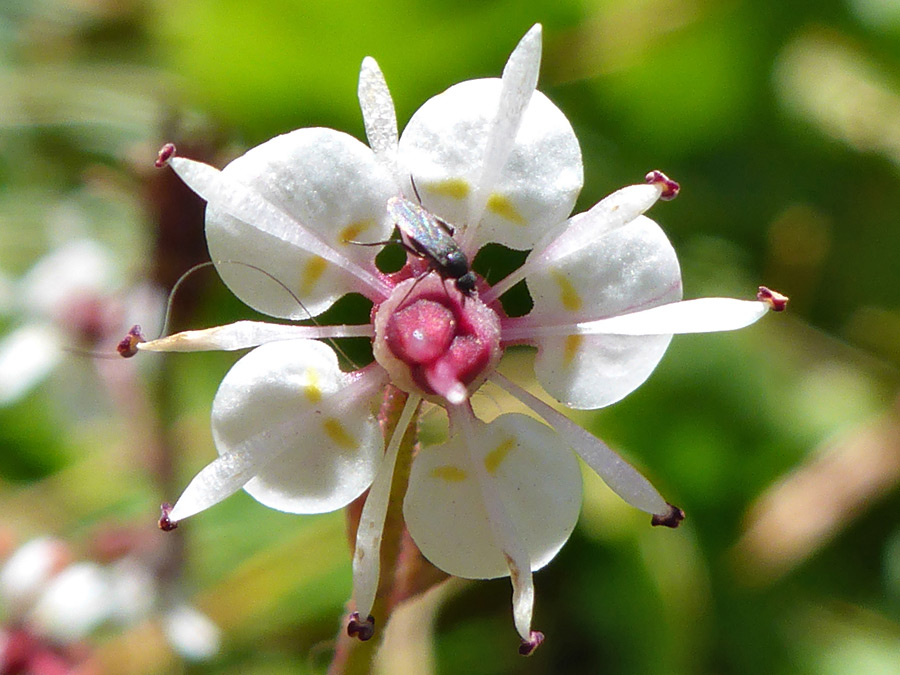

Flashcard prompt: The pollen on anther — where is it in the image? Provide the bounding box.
[757,286,789,312]
[155,143,176,168]
[117,325,145,358]
[158,503,178,531]
[347,612,375,641]
[645,170,680,201]
[651,503,685,528]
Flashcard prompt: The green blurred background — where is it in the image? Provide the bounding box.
[2,0,900,673]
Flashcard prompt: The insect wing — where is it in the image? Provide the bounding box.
[386,196,457,261]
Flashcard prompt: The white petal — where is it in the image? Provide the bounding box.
[486,183,666,303]
[19,240,116,318]
[172,128,395,319]
[163,604,221,661]
[138,320,373,353]
[525,214,682,409]
[212,340,383,515]
[492,373,669,516]
[358,57,400,177]
[170,342,384,521]
[404,413,582,580]
[352,394,422,619]
[0,323,64,405]
[534,333,673,410]
[28,563,112,643]
[398,80,582,253]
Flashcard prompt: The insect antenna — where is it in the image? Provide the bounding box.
[410,174,423,204]
[130,260,361,370]
[212,260,362,371]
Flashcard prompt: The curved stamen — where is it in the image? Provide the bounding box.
[501,297,773,341]
[450,405,539,645]
[460,25,543,255]
[490,372,672,517]
[136,321,373,353]
[352,394,423,624]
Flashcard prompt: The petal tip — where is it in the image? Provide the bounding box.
[347,612,375,641]
[757,286,789,312]
[651,503,685,528]
[117,325,145,358]
[158,502,178,531]
[645,170,680,200]
[519,630,544,656]
[155,142,176,168]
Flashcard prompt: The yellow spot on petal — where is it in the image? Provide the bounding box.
[563,334,583,366]
[323,417,357,449]
[487,193,525,225]
[429,178,470,200]
[431,465,468,482]
[339,221,371,244]
[550,268,583,312]
[301,256,328,295]
[484,437,516,474]
[304,368,322,403]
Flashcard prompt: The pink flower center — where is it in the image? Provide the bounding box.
[372,273,502,405]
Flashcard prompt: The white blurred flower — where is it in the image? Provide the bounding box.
[27,562,113,644]
[0,537,69,618]
[0,538,219,662]
[162,603,221,662]
[136,25,784,651]
[0,239,163,406]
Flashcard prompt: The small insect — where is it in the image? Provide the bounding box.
[385,195,476,297]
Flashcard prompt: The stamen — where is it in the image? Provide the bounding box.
[519,630,544,656]
[757,286,789,311]
[650,503,685,529]
[645,170,680,200]
[352,394,422,626]
[155,142,177,168]
[158,502,178,531]
[117,325,146,358]
[346,612,375,641]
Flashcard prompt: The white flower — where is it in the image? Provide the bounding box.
[135,24,784,652]
[0,239,162,406]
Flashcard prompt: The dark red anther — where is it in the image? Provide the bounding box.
[347,612,375,641]
[645,170,680,201]
[158,503,178,531]
[757,286,788,312]
[155,143,177,168]
[651,503,685,528]
[519,630,544,656]
[116,325,145,358]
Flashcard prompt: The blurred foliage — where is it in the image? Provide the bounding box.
[1,0,900,673]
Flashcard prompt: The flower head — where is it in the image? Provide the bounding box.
[132,24,784,652]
